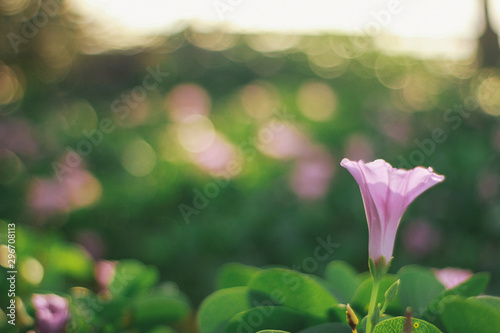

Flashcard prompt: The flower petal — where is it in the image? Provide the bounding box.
[341,158,444,262]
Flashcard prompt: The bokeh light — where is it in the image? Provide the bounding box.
[344,134,375,162]
[176,114,216,153]
[28,178,70,216]
[0,245,12,268]
[0,119,37,156]
[257,122,311,160]
[403,219,441,257]
[64,169,102,208]
[477,71,500,116]
[21,257,44,285]
[165,84,211,122]
[190,133,242,176]
[245,34,302,53]
[240,81,280,119]
[28,167,102,220]
[296,80,337,121]
[121,140,157,177]
[0,63,23,108]
[62,100,98,137]
[187,31,237,51]
[290,148,334,200]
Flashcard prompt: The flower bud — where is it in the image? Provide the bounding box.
[346,303,359,332]
[384,279,400,305]
[32,294,69,333]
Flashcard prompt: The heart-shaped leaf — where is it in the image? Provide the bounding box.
[198,287,252,333]
[217,263,262,289]
[474,295,500,311]
[440,295,500,333]
[324,261,361,303]
[397,265,444,316]
[248,268,337,324]
[373,316,442,332]
[423,272,489,321]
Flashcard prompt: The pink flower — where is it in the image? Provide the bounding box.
[290,148,334,200]
[95,260,117,293]
[340,158,444,264]
[403,218,441,257]
[434,268,473,289]
[32,294,70,333]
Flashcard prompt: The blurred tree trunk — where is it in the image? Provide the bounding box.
[479,0,500,67]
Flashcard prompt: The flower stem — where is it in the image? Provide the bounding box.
[365,277,381,333]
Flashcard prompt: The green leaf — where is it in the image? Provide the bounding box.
[326,304,351,323]
[308,274,342,304]
[475,295,500,311]
[198,287,252,333]
[109,260,159,297]
[217,263,262,289]
[132,295,190,327]
[248,268,338,324]
[357,272,371,281]
[423,272,489,320]
[373,316,442,333]
[398,266,444,316]
[255,331,290,333]
[155,281,191,304]
[351,274,400,315]
[324,261,361,303]
[297,322,352,333]
[49,243,93,280]
[224,306,308,333]
[440,295,500,333]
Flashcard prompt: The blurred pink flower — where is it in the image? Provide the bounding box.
[76,230,105,260]
[434,268,473,289]
[28,179,71,215]
[32,294,69,333]
[403,219,441,257]
[165,84,211,122]
[377,112,411,144]
[257,122,310,159]
[95,260,117,293]
[341,158,444,264]
[63,168,102,209]
[28,167,102,220]
[191,135,241,176]
[290,149,334,200]
[0,119,38,157]
[344,133,374,162]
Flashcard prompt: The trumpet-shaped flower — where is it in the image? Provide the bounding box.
[32,294,70,333]
[341,158,444,265]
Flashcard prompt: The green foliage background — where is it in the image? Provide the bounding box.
[0,5,500,331]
